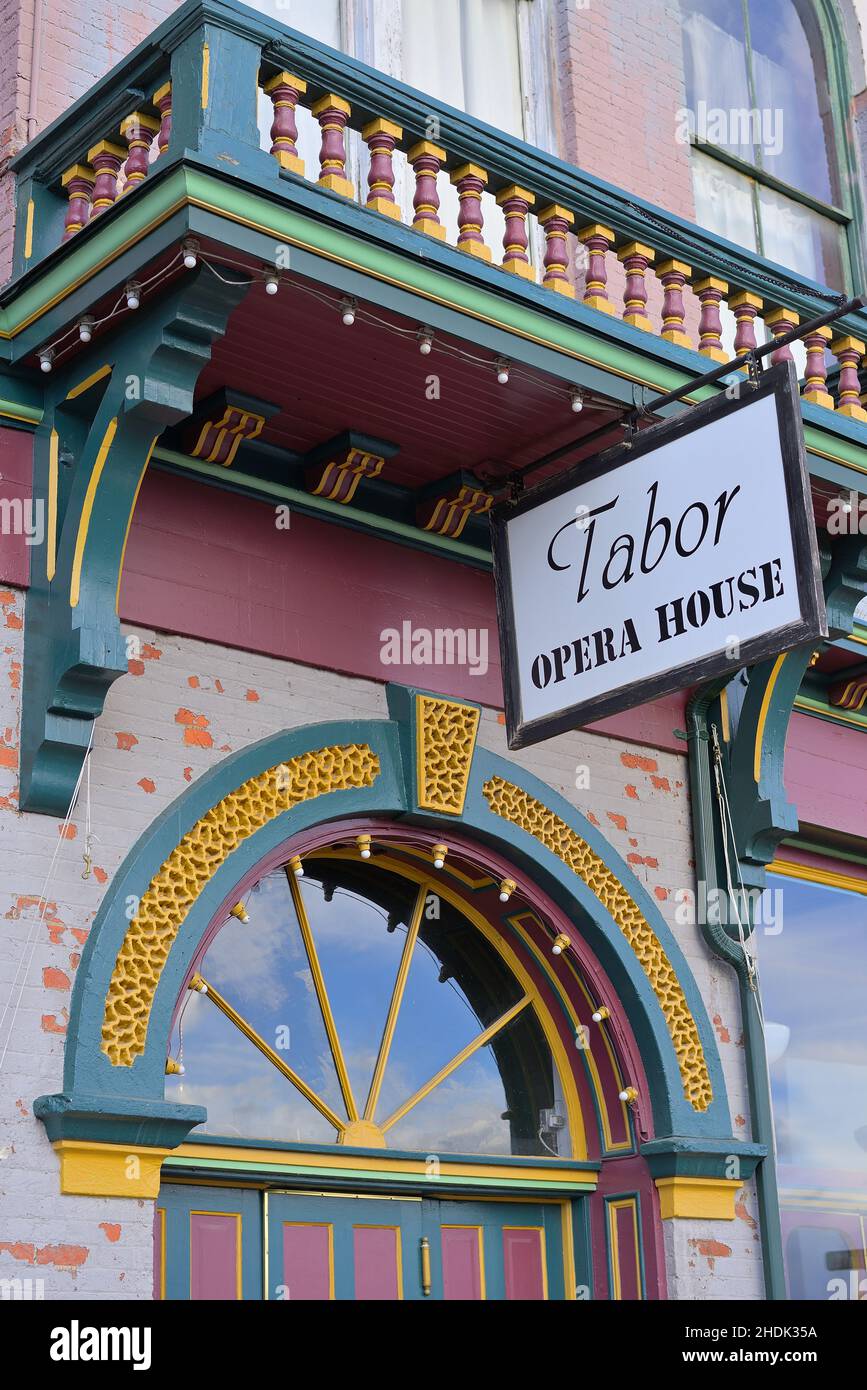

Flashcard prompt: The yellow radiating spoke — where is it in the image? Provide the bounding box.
[189,972,345,1133]
[286,868,359,1121]
[380,995,532,1134]
[363,883,427,1121]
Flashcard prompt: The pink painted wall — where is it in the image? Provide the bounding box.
[784,711,867,842]
[0,426,32,586]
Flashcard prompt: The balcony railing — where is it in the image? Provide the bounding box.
[8,0,867,421]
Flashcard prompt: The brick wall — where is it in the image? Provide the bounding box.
[0,586,762,1298]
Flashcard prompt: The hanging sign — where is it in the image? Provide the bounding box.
[492,362,826,749]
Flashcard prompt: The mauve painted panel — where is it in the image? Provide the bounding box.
[503,1227,545,1301]
[441,1227,483,1300]
[282,1223,332,1300]
[190,1213,239,1300]
[118,470,686,748]
[614,1205,641,1300]
[784,711,867,838]
[0,427,33,587]
[353,1226,400,1300]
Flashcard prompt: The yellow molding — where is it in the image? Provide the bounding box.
[66,363,112,401]
[363,884,426,1120]
[70,417,117,607]
[311,93,351,118]
[262,71,308,95]
[53,1139,169,1198]
[496,184,536,207]
[450,162,488,185]
[23,199,34,261]
[86,139,126,163]
[406,139,447,162]
[655,1176,742,1220]
[201,42,210,110]
[753,653,786,783]
[47,429,58,582]
[361,117,403,142]
[769,859,867,896]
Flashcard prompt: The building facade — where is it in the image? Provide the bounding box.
[0,0,865,1302]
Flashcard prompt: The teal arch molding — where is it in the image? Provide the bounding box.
[20,265,251,817]
[35,698,739,1169]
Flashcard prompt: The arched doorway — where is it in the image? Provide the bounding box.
[158,825,613,1300]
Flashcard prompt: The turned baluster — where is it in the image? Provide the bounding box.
[618,242,655,330]
[657,259,691,349]
[802,325,833,409]
[312,94,354,199]
[152,83,172,159]
[119,112,160,194]
[830,335,867,421]
[407,141,446,240]
[61,164,95,240]
[577,223,615,313]
[693,276,729,361]
[496,185,535,280]
[362,118,402,219]
[729,291,763,360]
[765,306,799,365]
[538,205,575,297]
[450,164,491,262]
[87,141,125,217]
[262,72,306,176]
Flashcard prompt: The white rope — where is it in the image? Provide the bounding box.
[0,723,95,1073]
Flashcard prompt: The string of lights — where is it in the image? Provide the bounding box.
[35,239,605,418]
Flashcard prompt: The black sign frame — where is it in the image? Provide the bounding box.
[491,361,827,750]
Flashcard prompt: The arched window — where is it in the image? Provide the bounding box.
[166,851,572,1159]
[679,0,853,289]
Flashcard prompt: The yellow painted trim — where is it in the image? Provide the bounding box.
[115,435,158,612]
[263,1188,269,1298]
[46,429,58,582]
[380,995,531,1133]
[52,1139,169,1198]
[442,1225,486,1299]
[753,654,786,783]
[174,1141,596,1189]
[561,1201,576,1300]
[201,42,210,110]
[69,416,117,607]
[288,869,359,1121]
[24,199,34,260]
[509,911,631,1153]
[719,687,731,743]
[769,859,867,896]
[189,1209,242,1298]
[503,1225,548,1299]
[66,363,111,401]
[363,883,426,1121]
[607,1196,642,1298]
[195,972,345,1131]
[282,1221,335,1299]
[654,1175,742,1220]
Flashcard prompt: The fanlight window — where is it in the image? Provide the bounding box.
[167,856,571,1158]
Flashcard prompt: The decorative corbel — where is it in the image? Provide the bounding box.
[20,267,252,815]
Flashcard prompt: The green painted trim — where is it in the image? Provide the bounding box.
[794,692,867,731]
[776,837,867,870]
[164,1154,597,1194]
[0,398,41,426]
[154,447,492,568]
[180,1131,599,1170]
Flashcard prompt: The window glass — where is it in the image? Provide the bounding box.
[747,0,839,204]
[761,874,867,1298]
[168,853,570,1159]
[758,184,843,289]
[681,0,752,161]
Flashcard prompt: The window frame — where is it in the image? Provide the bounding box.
[684,0,864,292]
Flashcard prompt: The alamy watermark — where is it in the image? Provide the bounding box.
[675,101,783,159]
[380,621,489,677]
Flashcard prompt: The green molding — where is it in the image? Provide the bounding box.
[640,1136,765,1183]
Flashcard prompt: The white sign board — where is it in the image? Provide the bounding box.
[492,364,826,749]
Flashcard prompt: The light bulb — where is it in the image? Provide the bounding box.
[570,389,584,413]
[289,855,304,878]
[498,878,516,903]
[551,933,571,955]
[418,328,433,355]
[182,240,198,269]
[265,274,279,296]
[432,843,448,870]
[39,351,53,373]
[592,1007,610,1023]
[125,283,140,310]
[356,835,372,860]
[619,1086,638,1104]
[341,298,357,326]
[78,318,94,344]
[496,359,510,385]
[229,902,249,924]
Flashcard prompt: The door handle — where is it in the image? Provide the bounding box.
[420,1236,431,1296]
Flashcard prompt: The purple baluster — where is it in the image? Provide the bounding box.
[618,242,655,331]
[577,223,615,313]
[693,275,729,360]
[450,163,491,262]
[657,259,691,349]
[831,335,867,420]
[538,204,575,297]
[496,184,535,280]
[362,118,402,219]
[87,141,125,217]
[262,71,307,176]
[312,94,354,199]
[407,141,446,240]
[60,164,95,241]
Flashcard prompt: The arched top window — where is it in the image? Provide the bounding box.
[166,851,572,1159]
[679,0,852,289]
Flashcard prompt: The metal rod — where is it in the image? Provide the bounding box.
[505,291,865,495]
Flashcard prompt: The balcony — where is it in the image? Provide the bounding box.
[3,0,867,817]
